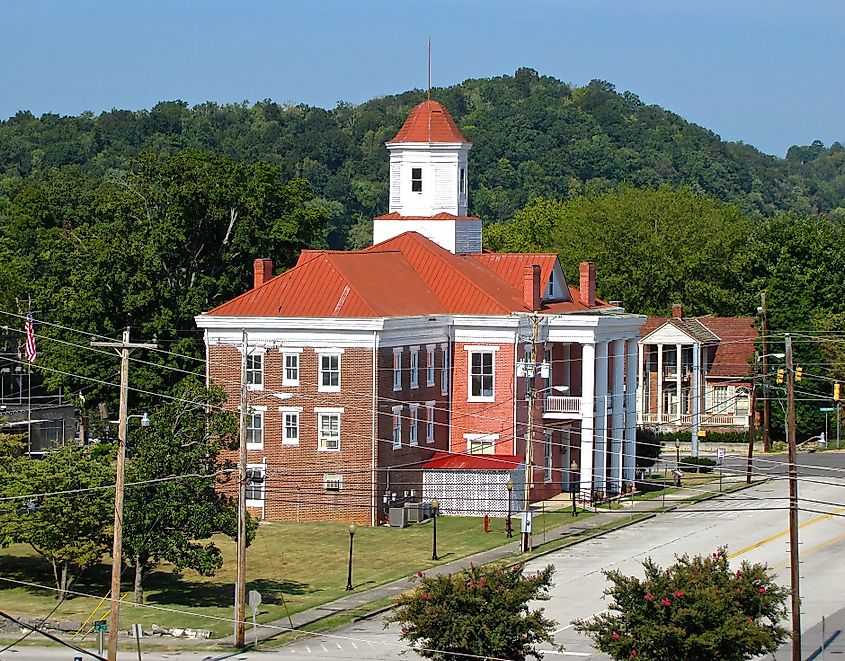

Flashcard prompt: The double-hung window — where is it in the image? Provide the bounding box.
[316,409,342,451]
[411,167,422,192]
[246,352,263,390]
[544,430,553,483]
[425,402,435,443]
[392,406,402,449]
[283,350,301,386]
[466,433,497,455]
[245,466,265,503]
[410,347,419,389]
[441,346,449,395]
[246,408,264,450]
[409,405,419,446]
[426,346,435,386]
[280,407,301,445]
[468,347,496,401]
[318,352,341,392]
[393,348,403,391]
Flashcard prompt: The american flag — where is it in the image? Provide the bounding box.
[24,313,36,364]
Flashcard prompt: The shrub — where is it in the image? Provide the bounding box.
[635,428,662,469]
[678,456,716,473]
[573,549,789,661]
[386,563,559,660]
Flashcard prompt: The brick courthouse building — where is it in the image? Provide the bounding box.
[196,100,645,525]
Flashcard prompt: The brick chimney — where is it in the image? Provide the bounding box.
[672,303,683,318]
[253,258,273,289]
[523,265,542,311]
[579,262,596,308]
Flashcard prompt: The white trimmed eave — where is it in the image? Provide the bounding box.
[196,314,386,332]
[640,322,698,345]
[384,141,472,152]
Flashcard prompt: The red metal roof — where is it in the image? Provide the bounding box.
[423,453,523,470]
[471,253,559,296]
[374,212,480,221]
[206,232,612,318]
[388,100,468,144]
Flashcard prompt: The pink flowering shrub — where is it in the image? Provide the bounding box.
[573,548,788,661]
[387,562,559,661]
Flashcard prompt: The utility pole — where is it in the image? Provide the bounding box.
[760,293,771,452]
[91,329,156,661]
[746,352,758,485]
[236,330,248,647]
[785,334,801,661]
[522,317,539,554]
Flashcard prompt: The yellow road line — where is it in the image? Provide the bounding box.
[728,506,845,559]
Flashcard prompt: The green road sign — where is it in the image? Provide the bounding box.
[819,407,835,412]
[93,620,108,632]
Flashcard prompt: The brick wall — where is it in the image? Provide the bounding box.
[375,343,449,524]
[209,343,376,525]
[451,341,516,455]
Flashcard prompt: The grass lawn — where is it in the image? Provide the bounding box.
[0,510,586,639]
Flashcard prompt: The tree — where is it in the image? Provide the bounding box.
[0,445,114,599]
[573,549,789,661]
[486,186,756,317]
[20,151,329,414]
[386,563,559,661]
[122,379,248,604]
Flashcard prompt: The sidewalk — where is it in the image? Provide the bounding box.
[236,473,752,646]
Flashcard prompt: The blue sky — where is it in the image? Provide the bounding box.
[3,0,842,156]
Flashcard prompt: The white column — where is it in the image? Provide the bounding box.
[624,338,638,483]
[562,343,571,391]
[691,342,701,456]
[675,343,683,420]
[637,343,645,424]
[593,340,609,497]
[610,339,625,494]
[579,342,595,501]
[656,345,663,422]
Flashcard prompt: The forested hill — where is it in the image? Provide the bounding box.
[2,68,844,249]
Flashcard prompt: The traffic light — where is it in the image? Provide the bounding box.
[776,368,785,384]
[835,382,841,401]
[795,366,804,382]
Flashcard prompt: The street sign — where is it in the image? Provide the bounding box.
[820,407,835,412]
[248,589,262,612]
[131,623,143,638]
[717,447,726,463]
[93,620,108,632]
[521,511,533,534]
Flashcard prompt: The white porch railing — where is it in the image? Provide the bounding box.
[544,396,582,415]
[638,412,748,427]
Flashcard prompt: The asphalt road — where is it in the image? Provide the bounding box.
[6,452,844,661]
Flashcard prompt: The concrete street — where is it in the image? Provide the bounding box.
[5,452,844,661]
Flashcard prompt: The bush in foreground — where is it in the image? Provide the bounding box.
[386,563,559,661]
[573,548,789,661]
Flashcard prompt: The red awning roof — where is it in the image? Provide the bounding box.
[388,100,468,144]
[423,453,523,471]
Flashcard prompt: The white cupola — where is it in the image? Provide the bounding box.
[373,100,482,254]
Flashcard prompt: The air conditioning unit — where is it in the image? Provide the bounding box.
[323,474,342,491]
[389,507,409,528]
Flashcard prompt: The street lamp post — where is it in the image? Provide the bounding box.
[431,499,439,560]
[345,522,357,591]
[505,480,513,537]
[570,461,579,517]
